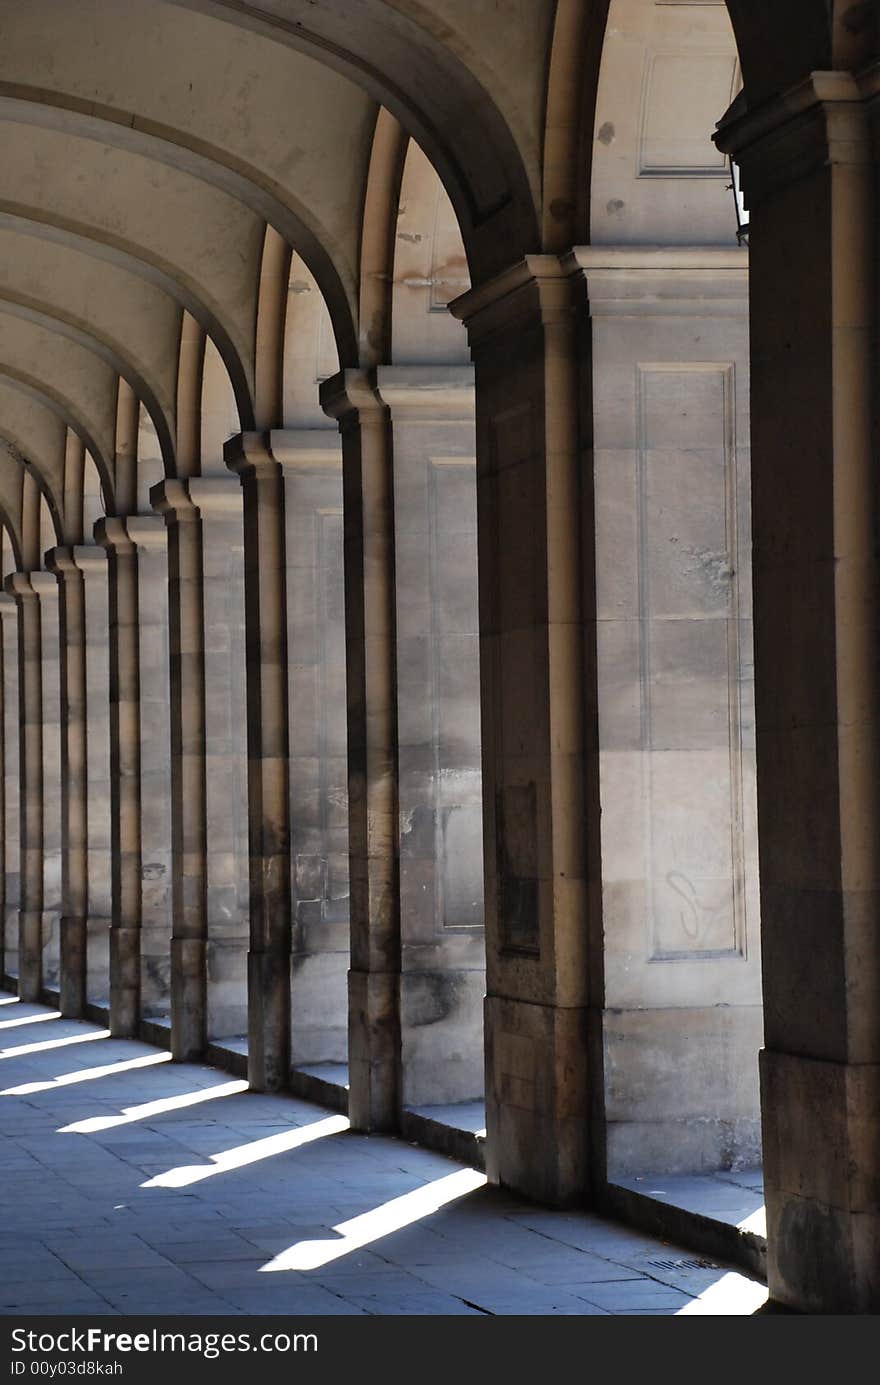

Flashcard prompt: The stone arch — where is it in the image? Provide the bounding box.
[168,0,544,282]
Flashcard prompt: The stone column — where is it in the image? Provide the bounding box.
[96,515,173,1035]
[127,518,173,1022]
[224,433,291,1092]
[5,573,44,1002]
[374,367,485,1109]
[45,548,87,1016]
[226,430,350,1091]
[47,546,112,1016]
[274,432,348,1074]
[225,437,291,1085]
[451,259,593,1205]
[151,481,206,1061]
[716,72,880,1313]
[321,373,401,1131]
[96,518,141,1035]
[152,478,247,1059]
[80,548,112,1008]
[0,595,19,987]
[34,571,62,997]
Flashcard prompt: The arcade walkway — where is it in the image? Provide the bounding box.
[0,994,767,1317]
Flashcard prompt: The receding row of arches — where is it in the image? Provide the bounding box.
[0,0,876,1315]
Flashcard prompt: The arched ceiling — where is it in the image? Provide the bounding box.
[0,0,850,560]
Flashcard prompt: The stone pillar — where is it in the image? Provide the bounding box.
[569,248,761,1176]
[275,432,349,1072]
[152,478,247,1058]
[81,548,113,1008]
[97,519,141,1036]
[34,571,61,997]
[716,72,880,1313]
[374,367,485,1108]
[128,518,173,1022]
[451,259,593,1205]
[5,573,44,1002]
[96,516,173,1035]
[224,434,291,1092]
[321,372,401,1131]
[46,548,87,1016]
[0,595,19,987]
[226,430,350,1090]
[47,546,112,1016]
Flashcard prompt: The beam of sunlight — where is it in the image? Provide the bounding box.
[675,1270,769,1315]
[141,1113,350,1188]
[61,1078,249,1134]
[0,1029,110,1060]
[0,1010,61,1030]
[0,996,21,1005]
[261,1166,487,1272]
[737,1206,767,1236]
[1,1050,172,1096]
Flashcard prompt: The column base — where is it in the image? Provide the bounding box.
[59,916,87,1017]
[348,967,400,1132]
[17,909,42,1002]
[170,937,207,1061]
[247,948,290,1093]
[110,925,141,1037]
[484,993,590,1206]
[761,1048,880,1313]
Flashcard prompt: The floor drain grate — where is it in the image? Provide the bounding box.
[648,1257,718,1272]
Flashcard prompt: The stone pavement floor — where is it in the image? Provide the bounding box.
[0,994,768,1316]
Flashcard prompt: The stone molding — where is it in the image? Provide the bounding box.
[123,515,166,551]
[269,429,343,470]
[449,253,573,343]
[224,429,343,478]
[320,368,387,428]
[94,516,136,557]
[45,545,108,580]
[374,365,474,419]
[715,69,872,205]
[151,476,242,522]
[28,571,58,602]
[4,571,40,602]
[568,246,748,318]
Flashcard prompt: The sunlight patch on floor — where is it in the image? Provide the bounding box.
[0,1029,110,1060]
[60,1077,250,1133]
[675,1270,768,1315]
[261,1166,487,1272]
[141,1112,350,1187]
[1,1050,172,1096]
[0,1010,61,1030]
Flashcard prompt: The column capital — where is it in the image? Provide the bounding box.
[268,429,342,471]
[715,69,872,207]
[223,430,275,480]
[150,476,241,522]
[566,246,748,319]
[4,570,38,601]
[449,254,574,345]
[123,516,167,551]
[319,368,387,427]
[374,365,474,420]
[45,545,108,579]
[29,570,58,602]
[226,428,344,476]
[94,516,136,556]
